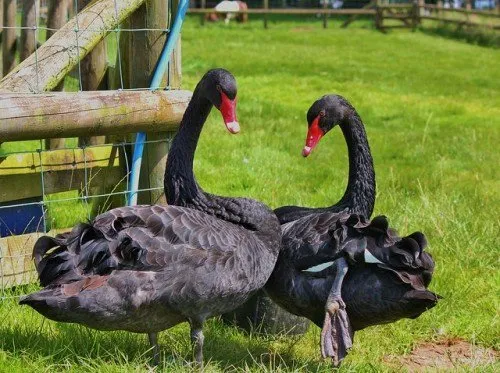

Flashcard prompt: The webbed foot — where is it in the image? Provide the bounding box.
[320,296,353,367]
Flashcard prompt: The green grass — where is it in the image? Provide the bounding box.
[1,16,500,371]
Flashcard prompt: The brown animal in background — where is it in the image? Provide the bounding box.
[206,1,248,24]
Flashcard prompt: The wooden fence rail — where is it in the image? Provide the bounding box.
[188,3,499,30]
[0,0,147,93]
[423,4,500,17]
[189,8,377,15]
[0,0,185,289]
[0,90,191,142]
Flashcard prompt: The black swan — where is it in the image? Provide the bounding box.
[266,213,439,366]
[228,94,437,365]
[227,94,377,332]
[275,94,376,224]
[20,69,282,365]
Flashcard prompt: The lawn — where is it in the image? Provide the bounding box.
[1,16,499,371]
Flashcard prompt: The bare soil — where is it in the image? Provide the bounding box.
[385,338,498,371]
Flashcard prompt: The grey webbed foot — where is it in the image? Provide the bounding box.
[320,295,353,366]
[319,257,353,366]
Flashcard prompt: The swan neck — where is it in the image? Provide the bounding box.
[165,84,212,205]
[336,112,376,217]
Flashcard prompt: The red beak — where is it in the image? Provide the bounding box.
[302,115,324,157]
[219,92,239,134]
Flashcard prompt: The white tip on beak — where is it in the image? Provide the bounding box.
[302,146,312,157]
[226,121,240,134]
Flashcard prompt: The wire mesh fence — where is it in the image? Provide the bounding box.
[0,136,175,297]
[0,0,180,296]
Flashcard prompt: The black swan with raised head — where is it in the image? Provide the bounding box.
[20,69,282,365]
[263,95,438,365]
[228,94,438,365]
[227,94,376,332]
[275,94,376,223]
[265,212,439,366]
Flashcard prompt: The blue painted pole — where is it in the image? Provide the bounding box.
[127,0,189,206]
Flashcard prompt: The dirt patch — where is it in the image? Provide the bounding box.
[385,338,498,371]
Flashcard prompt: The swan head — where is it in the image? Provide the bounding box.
[201,68,239,134]
[302,95,354,157]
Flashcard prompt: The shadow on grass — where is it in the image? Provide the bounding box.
[420,24,500,48]
[0,314,325,370]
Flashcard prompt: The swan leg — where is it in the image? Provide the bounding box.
[148,332,160,366]
[190,320,205,365]
[320,257,353,367]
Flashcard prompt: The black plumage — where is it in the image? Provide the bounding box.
[226,95,437,364]
[265,213,439,366]
[20,69,281,365]
[263,96,437,365]
[275,95,376,223]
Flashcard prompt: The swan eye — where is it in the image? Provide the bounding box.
[319,110,326,118]
[216,84,222,92]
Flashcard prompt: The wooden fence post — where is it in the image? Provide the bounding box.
[437,0,442,18]
[169,0,182,90]
[119,0,174,205]
[322,0,328,29]
[200,0,205,25]
[0,0,3,79]
[263,0,268,29]
[20,0,39,62]
[77,0,107,147]
[413,0,424,29]
[45,0,67,150]
[375,0,383,30]
[0,0,3,44]
[2,0,17,77]
[67,0,74,18]
[465,0,471,22]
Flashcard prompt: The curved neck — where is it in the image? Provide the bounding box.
[335,112,375,217]
[164,84,281,243]
[165,84,211,206]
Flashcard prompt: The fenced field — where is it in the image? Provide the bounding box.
[189,0,500,31]
[1,6,499,373]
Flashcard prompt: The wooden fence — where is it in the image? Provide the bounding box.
[189,0,500,30]
[0,0,187,288]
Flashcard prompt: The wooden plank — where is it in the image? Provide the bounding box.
[422,5,500,18]
[0,1,3,48]
[0,228,70,287]
[2,0,17,77]
[20,0,39,62]
[378,4,413,9]
[0,0,148,93]
[322,0,328,29]
[263,0,268,29]
[200,0,206,25]
[77,0,108,148]
[0,146,120,176]
[45,0,68,150]
[375,0,383,30]
[168,0,182,90]
[118,0,170,205]
[0,163,123,202]
[422,15,500,29]
[342,0,376,28]
[0,89,191,141]
[0,146,123,202]
[46,0,67,41]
